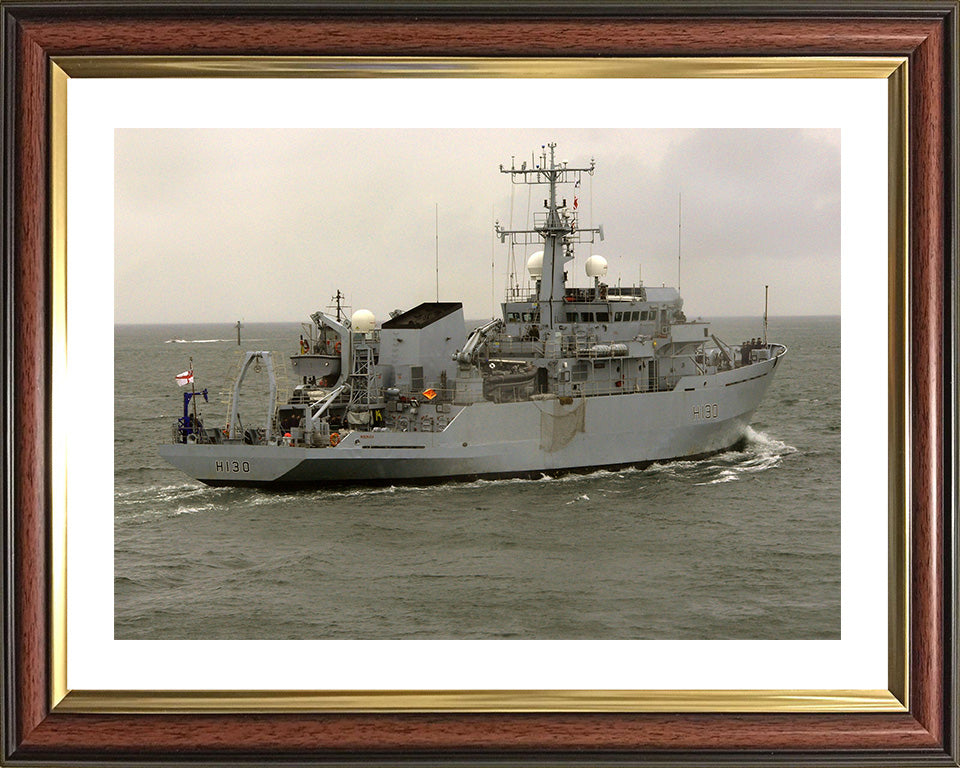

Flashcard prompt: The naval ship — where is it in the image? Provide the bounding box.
[159,143,787,486]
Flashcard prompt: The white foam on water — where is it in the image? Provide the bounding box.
[639,426,796,486]
[696,427,797,485]
[115,481,203,501]
[172,502,216,516]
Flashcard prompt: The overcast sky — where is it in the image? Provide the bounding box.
[115,128,839,324]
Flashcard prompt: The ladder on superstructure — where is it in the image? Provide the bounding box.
[348,344,378,409]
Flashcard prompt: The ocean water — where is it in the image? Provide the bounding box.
[115,316,839,640]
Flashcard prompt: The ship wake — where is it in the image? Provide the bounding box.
[649,426,796,486]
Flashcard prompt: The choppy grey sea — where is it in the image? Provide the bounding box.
[115,316,839,640]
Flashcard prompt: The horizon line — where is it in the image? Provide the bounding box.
[116,313,841,326]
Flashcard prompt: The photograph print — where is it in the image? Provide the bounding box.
[114,127,840,641]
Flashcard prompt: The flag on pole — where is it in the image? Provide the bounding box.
[176,370,194,387]
[573,196,579,209]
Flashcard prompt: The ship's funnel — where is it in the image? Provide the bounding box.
[526,251,544,278]
[585,255,608,278]
[351,309,376,333]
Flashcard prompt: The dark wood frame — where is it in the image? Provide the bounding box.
[2,2,957,765]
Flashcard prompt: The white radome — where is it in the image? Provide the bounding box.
[585,255,608,278]
[526,251,544,278]
[351,309,376,333]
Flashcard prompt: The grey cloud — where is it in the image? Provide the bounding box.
[115,128,839,324]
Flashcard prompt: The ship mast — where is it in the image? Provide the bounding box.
[328,289,346,323]
[495,143,603,328]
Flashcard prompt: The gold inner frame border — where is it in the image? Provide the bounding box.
[48,55,909,714]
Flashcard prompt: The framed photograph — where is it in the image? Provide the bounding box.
[2,2,956,766]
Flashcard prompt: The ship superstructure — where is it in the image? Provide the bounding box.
[159,143,786,486]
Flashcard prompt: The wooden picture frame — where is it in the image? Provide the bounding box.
[2,2,957,765]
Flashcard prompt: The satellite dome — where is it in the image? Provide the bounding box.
[526,251,544,278]
[351,309,376,333]
[585,255,608,278]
